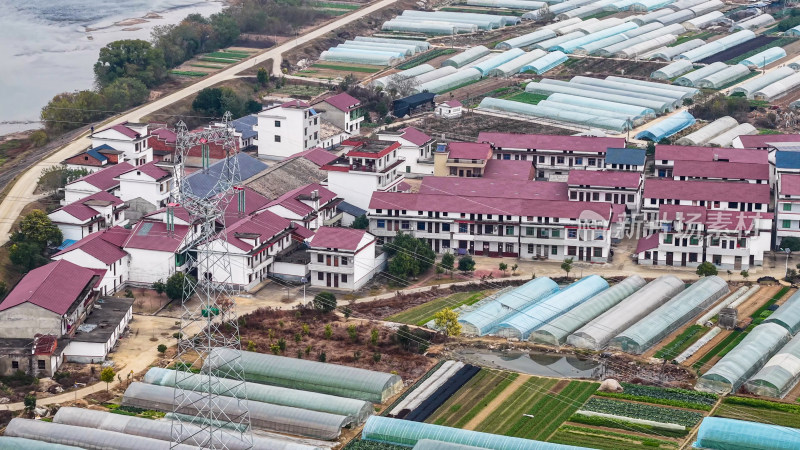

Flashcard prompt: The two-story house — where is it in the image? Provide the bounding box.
[115,161,174,220]
[376,127,436,176]
[51,227,131,296]
[604,147,646,172]
[567,170,643,214]
[262,183,341,230]
[653,145,768,181]
[122,214,194,285]
[314,92,364,135]
[776,173,800,247]
[256,100,321,160]
[48,191,128,241]
[308,227,386,290]
[641,179,771,224]
[90,122,152,165]
[323,140,406,211]
[63,162,135,204]
[433,142,493,178]
[63,145,124,173]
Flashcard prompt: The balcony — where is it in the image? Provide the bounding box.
[324,156,405,174]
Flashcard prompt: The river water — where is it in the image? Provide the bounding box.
[456,348,606,379]
[0,0,224,136]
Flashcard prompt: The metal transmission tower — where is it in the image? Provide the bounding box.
[170,112,253,449]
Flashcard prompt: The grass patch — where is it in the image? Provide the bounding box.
[205,51,246,60]
[314,1,360,8]
[595,382,716,411]
[759,128,783,134]
[504,92,548,105]
[397,48,457,70]
[169,70,207,77]
[504,380,598,441]
[320,9,350,16]
[189,63,225,69]
[567,414,689,438]
[199,57,238,64]
[654,325,707,360]
[714,396,800,428]
[386,290,492,326]
[312,63,381,73]
[727,37,797,65]
[272,84,330,98]
[550,425,679,449]
[427,370,514,427]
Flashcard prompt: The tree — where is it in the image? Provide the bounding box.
[94,40,166,88]
[18,210,62,246]
[385,233,436,280]
[152,280,166,295]
[192,86,248,117]
[441,252,455,275]
[741,270,749,281]
[37,165,90,196]
[100,77,149,112]
[511,263,518,275]
[696,261,718,277]
[0,281,7,300]
[23,394,36,413]
[351,215,369,229]
[100,367,115,391]
[458,255,475,274]
[9,241,47,271]
[433,308,462,337]
[157,344,167,354]
[209,12,240,48]
[29,130,48,148]
[781,237,800,252]
[165,272,196,301]
[257,67,269,86]
[314,291,337,313]
[561,258,573,279]
[435,265,444,278]
[41,90,107,135]
[499,262,508,276]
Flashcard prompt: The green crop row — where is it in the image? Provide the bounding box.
[550,425,679,449]
[654,325,707,360]
[452,372,518,428]
[387,290,491,326]
[199,57,238,63]
[169,70,208,77]
[205,51,246,60]
[595,382,715,411]
[724,396,800,414]
[342,439,408,450]
[505,381,598,441]
[581,398,703,427]
[396,48,457,70]
[568,414,689,438]
[475,377,557,434]
[312,64,380,73]
[427,370,504,426]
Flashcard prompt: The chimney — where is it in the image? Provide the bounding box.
[166,202,177,234]
[235,186,246,215]
[311,189,319,200]
[201,141,210,170]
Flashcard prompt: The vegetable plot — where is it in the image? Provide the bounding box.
[580,398,703,427]
[595,383,716,411]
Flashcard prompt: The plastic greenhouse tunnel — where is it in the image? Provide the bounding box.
[204,348,403,402]
[0,437,83,450]
[478,98,632,133]
[635,111,696,142]
[764,289,800,335]
[413,439,487,450]
[362,416,595,449]
[694,417,800,450]
[744,331,800,398]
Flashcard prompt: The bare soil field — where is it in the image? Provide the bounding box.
[548,57,668,80]
[699,36,778,64]
[407,112,573,140]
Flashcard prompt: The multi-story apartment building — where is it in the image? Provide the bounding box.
[433,142,493,177]
[256,100,321,160]
[567,170,643,214]
[90,122,153,165]
[63,162,136,204]
[776,173,800,247]
[307,227,386,290]
[376,127,436,176]
[477,133,625,180]
[314,92,364,134]
[733,134,800,150]
[653,145,768,181]
[262,183,341,230]
[323,140,405,210]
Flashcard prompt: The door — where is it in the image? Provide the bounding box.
[652,252,658,265]
[334,275,339,288]
[735,256,742,270]
[326,273,331,287]
[482,242,490,255]
[681,253,687,267]
[578,247,584,261]
[666,252,674,266]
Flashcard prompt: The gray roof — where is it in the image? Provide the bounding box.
[186,153,268,198]
[245,157,327,200]
[232,115,258,140]
[606,147,647,166]
[71,297,133,344]
[337,201,366,218]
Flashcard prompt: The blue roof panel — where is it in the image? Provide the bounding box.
[186,153,268,198]
[231,115,258,140]
[776,151,800,169]
[337,201,367,217]
[635,111,695,142]
[605,147,646,166]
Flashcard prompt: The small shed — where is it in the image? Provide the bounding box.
[393,92,436,118]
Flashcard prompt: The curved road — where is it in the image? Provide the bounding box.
[0,0,398,244]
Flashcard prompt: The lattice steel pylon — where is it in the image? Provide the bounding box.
[169,112,253,449]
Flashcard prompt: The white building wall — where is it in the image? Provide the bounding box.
[126,248,178,284]
[328,171,381,211]
[256,106,321,160]
[397,146,434,175]
[117,172,171,207]
[64,181,102,204]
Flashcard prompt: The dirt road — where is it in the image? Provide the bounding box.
[0,0,400,245]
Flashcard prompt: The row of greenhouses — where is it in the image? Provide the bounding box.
[673,62,752,88]
[320,36,434,65]
[697,290,800,396]
[678,30,757,62]
[382,10,519,35]
[676,116,756,147]
[653,42,784,75]
[635,111,696,141]
[694,417,800,450]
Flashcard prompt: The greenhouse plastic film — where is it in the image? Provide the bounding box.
[354,36,431,52]
[412,66,459,85]
[597,23,684,56]
[739,47,787,69]
[745,333,800,397]
[787,24,800,36]
[122,382,349,440]
[495,275,609,340]
[333,45,407,59]
[487,50,548,76]
[667,0,706,10]
[542,77,683,106]
[555,18,598,35]
[320,50,398,66]
[466,0,547,9]
[560,0,619,20]
[696,286,749,326]
[535,31,587,50]
[696,322,791,394]
[541,17,583,34]
[528,79,675,112]
[764,289,800,335]
[609,275,729,354]
[675,115,738,145]
[4,418,198,450]
[674,62,729,86]
[204,348,403,402]
[574,34,628,56]
[53,407,319,450]
[753,72,800,102]
[443,46,491,68]
[520,51,568,74]
[0,437,83,450]
[643,38,704,60]
[734,13,775,31]
[567,275,684,350]
[706,123,757,147]
[654,9,694,26]
[343,40,419,55]
[459,277,559,336]
[382,20,461,35]
[413,439,486,450]
[478,97,631,132]
[496,30,556,50]
[530,275,646,345]
[688,0,724,15]
[545,93,656,119]
[695,64,751,89]
[615,35,677,59]
[143,367,373,423]
[537,100,638,124]
[606,0,635,12]
[677,41,725,61]
[694,417,800,450]
[404,365,480,422]
[631,8,677,25]
[549,0,596,15]
[574,17,625,34]
[569,76,688,101]
[401,11,506,29]
[391,361,462,416]
[361,416,595,449]
[373,64,435,89]
[605,75,700,95]
[635,111,695,141]
[414,68,482,94]
[630,0,675,11]
[684,11,724,30]
[652,60,694,79]
[554,22,639,53]
[472,48,526,75]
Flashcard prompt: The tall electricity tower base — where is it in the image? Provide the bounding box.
[170,112,253,449]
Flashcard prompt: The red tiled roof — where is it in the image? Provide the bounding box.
[419,177,567,201]
[478,133,624,153]
[346,141,401,159]
[288,147,339,167]
[280,100,310,108]
[53,228,128,265]
[781,174,800,196]
[33,335,58,355]
[123,220,189,252]
[643,179,770,204]
[447,142,492,160]
[737,134,800,149]
[442,100,462,107]
[704,211,773,232]
[97,123,140,139]
[399,127,433,146]
[673,160,769,180]
[567,170,641,188]
[309,226,369,251]
[99,226,132,247]
[150,126,177,143]
[58,191,123,221]
[70,162,136,190]
[370,191,612,220]
[224,210,291,252]
[120,161,170,180]
[292,223,315,240]
[267,183,337,217]
[398,181,411,192]
[654,145,767,164]
[321,92,361,112]
[0,260,98,315]
[482,159,534,180]
[636,233,660,253]
[224,187,271,220]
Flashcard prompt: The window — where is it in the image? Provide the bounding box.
[567,246,577,256]
[592,192,599,201]
[689,253,698,262]
[575,157,583,165]
[593,247,602,257]
[785,203,792,211]
[318,272,324,280]
[341,257,348,265]
[505,243,514,253]
[784,220,792,229]
[526,227,535,236]
[401,220,410,230]
[528,244,534,253]
[38,360,45,370]
[341,274,348,283]
[484,225,495,234]
[551,246,558,255]
[588,158,596,166]
[417,222,426,231]
[11,361,18,369]
[441,223,450,232]
[557,156,565,164]
[538,156,545,163]
[459,224,468,233]
[690,236,699,245]
[570,191,578,200]
[551,229,560,238]
[274,135,281,142]
[274,120,281,127]
[317,254,324,263]
[627,194,634,203]
[377,219,385,228]
[505,226,514,236]
[664,234,673,244]
[728,202,738,209]
[645,251,651,259]
[605,193,612,201]
[568,229,577,238]
[442,240,450,249]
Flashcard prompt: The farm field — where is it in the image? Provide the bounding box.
[579,398,704,427]
[713,397,800,428]
[386,290,493,326]
[425,369,519,428]
[550,425,679,449]
[653,325,707,361]
[699,36,777,64]
[594,383,716,411]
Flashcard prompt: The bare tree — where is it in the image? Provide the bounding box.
[385,74,419,98]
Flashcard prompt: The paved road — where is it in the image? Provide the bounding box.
[0,0,399,245]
